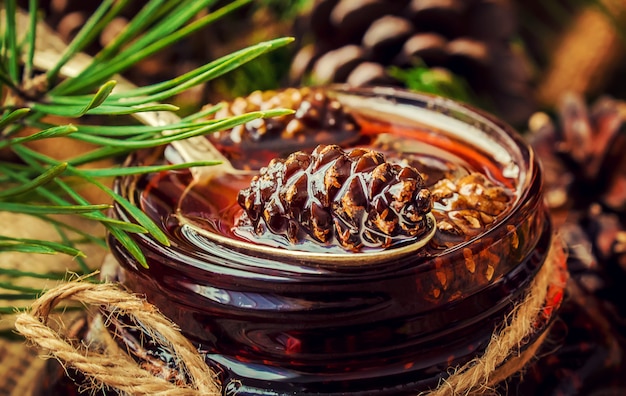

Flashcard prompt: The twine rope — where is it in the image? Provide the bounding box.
[15,240,565,396]
[425,238,567,395]
[14,282,220,396]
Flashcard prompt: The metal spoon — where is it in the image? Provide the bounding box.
[178,212,437,267]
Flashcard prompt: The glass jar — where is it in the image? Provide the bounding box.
[107,87,563,395]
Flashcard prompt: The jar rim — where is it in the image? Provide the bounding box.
[113,86,541,274]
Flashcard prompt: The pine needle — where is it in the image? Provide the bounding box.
[0,1,295,310]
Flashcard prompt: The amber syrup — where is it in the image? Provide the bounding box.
[106,89,553,395]
[108,115,553,395]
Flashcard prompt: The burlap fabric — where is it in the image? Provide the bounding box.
[0,340,42,396]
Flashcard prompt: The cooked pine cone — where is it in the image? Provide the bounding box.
[522,95,626,396]
[236,144,433,251]
[431,173,512,239]
[204,87,361,169]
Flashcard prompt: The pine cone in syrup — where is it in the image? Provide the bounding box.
[236,144,433,252]
[430,173,512,242]
[204,87,361,169]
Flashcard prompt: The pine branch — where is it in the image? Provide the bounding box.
[0,1,294,312]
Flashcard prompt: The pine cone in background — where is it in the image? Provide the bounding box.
[528,93,626,251]
[21,0,297,107]
[290,0,536,125]
[528,93,626,295]
[520,93,626,393]
[236,144,433,252]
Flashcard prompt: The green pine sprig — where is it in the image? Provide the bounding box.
[0,0,294,311]
[388,65,476,105]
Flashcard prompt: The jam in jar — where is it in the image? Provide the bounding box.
[106,87,564,395]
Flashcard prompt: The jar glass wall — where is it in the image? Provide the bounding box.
[108,87,562,395]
